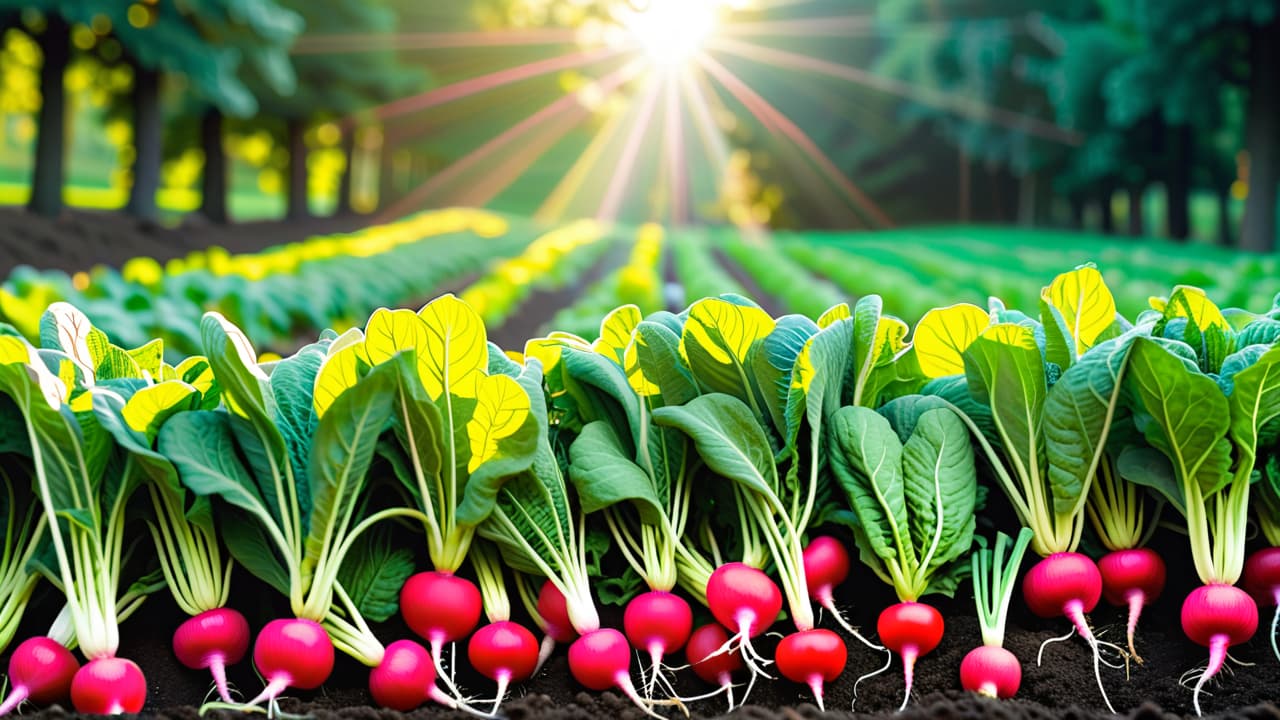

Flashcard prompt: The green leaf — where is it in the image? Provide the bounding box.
[1044,337,1132,515]
[901,408,977,578]
[1116,445,1184,514]
[304,360,397,569]
[758,315,818,444]
[964,325,1047,493]
[160,411,278,536]
[1227,344,1280,458]
[828,406,909,569]
[336,526,415,623]
[653,393,780,501]
[1126,338,1232,496]
[567,421,663,523]
[220,505,291,595]
[628,321,697,407]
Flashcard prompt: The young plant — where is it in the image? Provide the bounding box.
[1119,286,1280,715]
[920,267,1132,712]
[0,322,153,714]
[161,314,420,716]
[829,396,978,710]
[468,541,539,713]
[0,441,53,716]
[316,297,539,703]
[477,352,674,718]
[962,528,1034,699]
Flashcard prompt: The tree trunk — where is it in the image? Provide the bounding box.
[1017,172,1036,226]
[958,148,970,222]
[1165,124,1193,241]
[336,124,356,216]
[198,108,228,224]
[1240,15,1279,252]
[28,16,70,219]
[1218,187,1235,247]
[286,118,309,221]
[1127,185,1144,236]
[1099,185,1115,234]
[125,63,162,224]
[1070,195,1085,229]
[378,140,396,210]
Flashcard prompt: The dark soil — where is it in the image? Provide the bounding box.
[709,248,783,317]
[0,208,367,277]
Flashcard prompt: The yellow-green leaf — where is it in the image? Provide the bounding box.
[127,339,165,379]
[1041,267,1115,355]
[623,333,660,397]
[313,342,365,417]
[818,303,850,329]
[417,294,488,401]
[593,304,641,364]
[681,297,776,367]
[981,322,1039,349]
[873,316,910,365]
[464,373,531,472]
[364,307,433,388]
[45,302,95,381]
[175,356,215,397]
[0,336,34,366]
[123,381,198,436]
[1164,286,1229,333]
[913,303,990,378]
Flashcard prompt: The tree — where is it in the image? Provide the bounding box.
[249,0,422,220]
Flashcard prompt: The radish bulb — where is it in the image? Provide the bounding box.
[71,657,146,714]
[1181,583,1258,716]
[568,628,682,719]
[0,637,79,715]
[774,629,846,711]
[802,536,883,652]
[1023,552,1116,713]
[877,602,944,711]
[684,623,743,711]
[172,608,251,703]
[1097,547,1166,663]
[1244,546,1280,663]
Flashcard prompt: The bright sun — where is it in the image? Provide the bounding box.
[616,0,720,67]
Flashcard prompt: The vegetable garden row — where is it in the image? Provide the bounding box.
[0,261,1278,718]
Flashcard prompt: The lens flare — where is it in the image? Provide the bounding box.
[617,0,719,67]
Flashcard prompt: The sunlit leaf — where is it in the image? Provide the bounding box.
[1042,266,1116,356]
[912,303,990,378]
[417,294,488,401]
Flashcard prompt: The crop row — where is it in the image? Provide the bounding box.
[0,263,1278,718]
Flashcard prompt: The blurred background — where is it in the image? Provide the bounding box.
[0,0,1276,357]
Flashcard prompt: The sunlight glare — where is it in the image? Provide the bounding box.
[617,0,719,67]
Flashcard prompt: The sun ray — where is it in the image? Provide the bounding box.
[662,75,688,225]
[379,58,647,222]
[372,46,633,121]
[454,110,586,208]
[596,76,664,223]
[536,96,635,224]
[696,51,893,228]
[720,16,1027,38]
[292,28,580,54]
[706,36,1083,145]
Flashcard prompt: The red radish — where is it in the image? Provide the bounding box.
[1243,546,1280,663]
[369,639,458,711]
[244,618,335,709]
[877,602,944,711]
[959,645,1020,699]
[0,637,79,715]
[569,628,668,718]
[172,608,251,703]
[623,590,692,693]
[401,571,484,652]
[1181,583,1258,716]
[774,629,846,711]
[469,621,540,713]
[70,657,146,714]
[706,563,782,639]
[1022,552,1114,713]
[803,536,883,651]
[537,579,578,643]
[1097,548,1166,662]
[686,623,742,684]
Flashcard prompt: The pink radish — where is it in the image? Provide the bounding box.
[959,645,1020,698]
[685,624,742,710]
[569,628,670,718]
[244,618,335,710]
[401,571,484,654]
[537,579,578,643]
[1243,546,1280,663]
[1181,583,1258,715]
[623,590,692,693]
[1097,547,1166,662]
[774,629,846,711]
[70,657,146,714]
[802,537,882,651]
[704,562,783,694]
[1022,552,1115,712]
[877,602,944,711]
[369,639,457,711]
[0,637,79,714]
[468,621,540,714]
[172,608,251,703]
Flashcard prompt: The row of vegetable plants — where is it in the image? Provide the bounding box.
[0,266,1277,718]
[547,223,666,340]
[0,209,532,361]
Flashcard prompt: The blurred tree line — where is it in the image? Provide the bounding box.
[0,0,422,223]
[758,0,1277,250]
